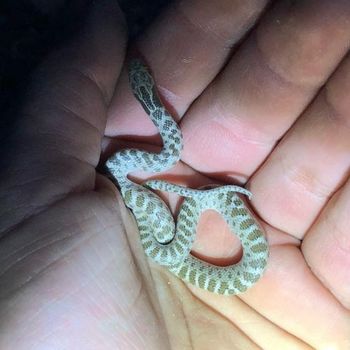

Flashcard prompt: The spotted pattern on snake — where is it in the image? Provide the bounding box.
[106,59,269,295]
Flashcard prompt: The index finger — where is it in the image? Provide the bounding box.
[105,0,270,138]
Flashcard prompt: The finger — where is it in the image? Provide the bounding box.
[0,0,126,234]
[302,177,350,309]
[250,53,350,236]
[180,0,350,178]
[106,0,270,137]
[197,243,350,348]
[244,245,350,348]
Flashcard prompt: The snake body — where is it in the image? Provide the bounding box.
[106,60,268,295]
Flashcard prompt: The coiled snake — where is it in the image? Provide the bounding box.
[106,60,268,295]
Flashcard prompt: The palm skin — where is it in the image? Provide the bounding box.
[0,0,349,349]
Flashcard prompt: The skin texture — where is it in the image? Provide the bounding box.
[0,0,350,349]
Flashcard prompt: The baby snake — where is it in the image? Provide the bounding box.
[106,60,268,295]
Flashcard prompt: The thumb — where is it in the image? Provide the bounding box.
[0,0,126,235]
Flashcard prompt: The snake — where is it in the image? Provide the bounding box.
[106,59,268,295]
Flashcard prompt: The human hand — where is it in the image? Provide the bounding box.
[0,1,171,349]
[1,0,350,349]
[106,0,350,349]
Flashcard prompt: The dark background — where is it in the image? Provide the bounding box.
[0,0,172,123]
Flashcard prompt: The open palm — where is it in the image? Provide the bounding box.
[0,1,349,349]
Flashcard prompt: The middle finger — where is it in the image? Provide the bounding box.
[180,0,350,179]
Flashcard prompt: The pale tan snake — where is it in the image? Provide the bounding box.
[106,60,268,295]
